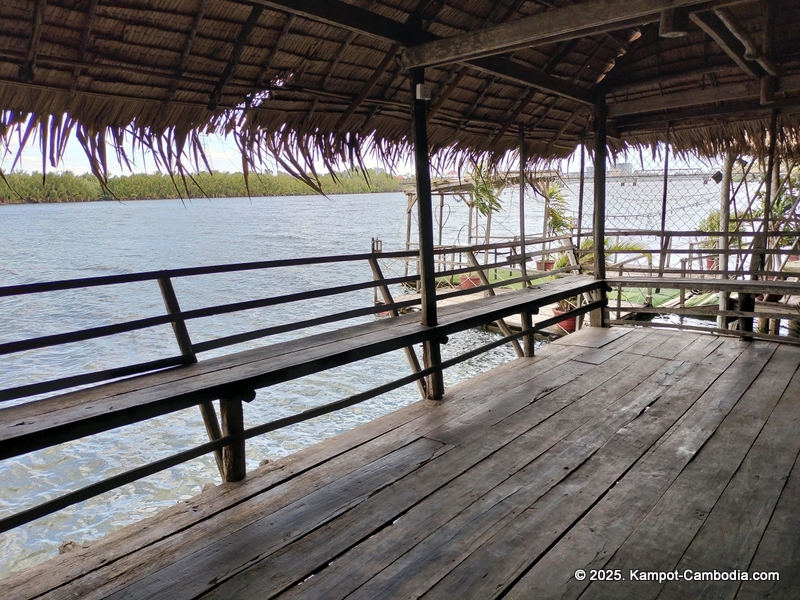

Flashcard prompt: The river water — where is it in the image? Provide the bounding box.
[0,175,722,577]
[0,192,541,578]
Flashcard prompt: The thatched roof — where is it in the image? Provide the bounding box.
[1,0,800,180]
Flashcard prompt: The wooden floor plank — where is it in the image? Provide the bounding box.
[416,340,764,600]
[318,358,698,600]
[6,345,575,600]
[658,351,800,599]
[583,345,797,600]
[551,325,632,348]
[96,438,448,600]
[5,329,798,600]
[735,427,800,599]
[507,342,796,600]
[203,354,671,600]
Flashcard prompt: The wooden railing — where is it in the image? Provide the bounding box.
[0,248,603,535]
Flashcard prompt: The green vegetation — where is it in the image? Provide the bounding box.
[0,169,401,203]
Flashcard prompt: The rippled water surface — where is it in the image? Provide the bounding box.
[0,193,540,577]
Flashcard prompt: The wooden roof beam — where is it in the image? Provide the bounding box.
[689,12,763,79]
[398,0,752,70]
[19,0,47,83]
[207,5,265,110]
[714,7,780,76]
[246,0,593,106]
[608,73,800,117]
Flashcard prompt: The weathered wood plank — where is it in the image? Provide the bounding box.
[736,417,800,599]
[659,351,800,598]
[200,353,670,599]
[415,340,764,599]
[508,341,795,600]
[15,345,575,600]
[264,356,675,600]
[71,438,449,600]
[550,324,632,348]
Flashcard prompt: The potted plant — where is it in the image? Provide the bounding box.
[552,297,577,332]
[533,180,572,271]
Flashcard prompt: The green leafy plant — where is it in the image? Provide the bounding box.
[471,162,502,217]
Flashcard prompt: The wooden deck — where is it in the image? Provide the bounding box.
[4,327,800,599]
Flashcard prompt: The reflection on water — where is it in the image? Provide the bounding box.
[0,194,538,577]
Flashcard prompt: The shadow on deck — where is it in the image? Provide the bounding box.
[5,327,800,599]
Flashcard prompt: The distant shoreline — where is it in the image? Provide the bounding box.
[0,170,402,204]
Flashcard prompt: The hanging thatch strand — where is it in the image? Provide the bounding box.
[1,0,800,183]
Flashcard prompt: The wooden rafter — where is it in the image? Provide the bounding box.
[322,30,358,90]
[608,73,800,117]
[689,12,763,79]
[488,39,581,146]
[164,0,210,106]
[427,0,526,122]
[68,0,99,94]
[207,5,265,110]
[399,0,729,69]
[334,44,400,133]
[244,0,593,105]
[19,0,47,82]
[255,14,296,89]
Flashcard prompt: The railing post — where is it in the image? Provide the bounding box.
[159,276,225,479]
[368,257,428,397]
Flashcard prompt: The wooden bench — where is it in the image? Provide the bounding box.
[0,275,604,465]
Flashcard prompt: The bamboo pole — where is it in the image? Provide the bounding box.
[519,126,528,286]
[718,152,735,330]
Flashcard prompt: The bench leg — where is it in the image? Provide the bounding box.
[199,401,225,479]
[521,311,534,357]
[423,340,444,400]
[221,396,246,482]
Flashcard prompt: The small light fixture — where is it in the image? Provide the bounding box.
[712,171,723,184]
[659,9,688,38]
[415,83,432,101]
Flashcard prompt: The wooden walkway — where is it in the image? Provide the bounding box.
[4,327,800,599]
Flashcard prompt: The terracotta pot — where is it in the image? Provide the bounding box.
[553,308,576,333]
[706,257,717,270]
[459,275,482,289]
[535,260,554,272]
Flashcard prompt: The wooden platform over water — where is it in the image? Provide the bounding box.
[4,327,800,599]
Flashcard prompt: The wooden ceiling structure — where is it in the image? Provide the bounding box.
[1,0,799,179]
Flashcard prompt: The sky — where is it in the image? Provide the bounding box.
[1,128,715,178]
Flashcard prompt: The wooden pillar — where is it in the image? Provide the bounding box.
[410,67,443,399]
[718,152,735,330]
[519,126,528,286]
[590,91,607,327]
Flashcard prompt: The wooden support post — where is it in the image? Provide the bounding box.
[368,258,428,397]
[158,276,224,479]
[410,67,443,399]
[220,390,254,483]
[590,91,607,327]
[466,251,523,357]
[577,142,585,254]
[519,127,528,286]
[719,152,735,329]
